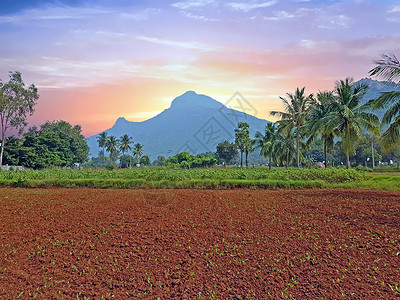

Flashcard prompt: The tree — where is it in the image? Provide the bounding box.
[96,132,108,163]
[270,87,314,167]
[325,78,380,168]
[272,128,296,168]
[16,121,89,169]
[140,155,151,166]
[235,122,251,167]
[105,135,119,162]
[40,120,89,164]
[305,91,336,167]
[119,134,133,155]
[0,71,39,166]
[133,143,144,164]
[216,140,238,165]
[119,154,133,168]
[153,155,166,166]
[254,123,278,169]
[369,53,400,151]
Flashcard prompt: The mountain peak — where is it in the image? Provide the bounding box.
[170,91,223,110]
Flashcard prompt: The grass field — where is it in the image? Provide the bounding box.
[0,167,399,190]
[0,167,376,189]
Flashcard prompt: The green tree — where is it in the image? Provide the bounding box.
[325,78,380,168]
[16,121,88,169]
[369,53,400,151]
[119,134,133,155]
[273,128,296,168]
[305,91,336,167]
[40,120,89,164]
[216,140,238,165]
[254,123,278,169]
[133,143,144,164]
[270,87,314,168]
[106,135,119,162]
[96,132,108,163]
[153,155,166,166]
[119,154,133,168]
[140,155,151,166]
[235,122,250,167]
[0,71,39,166]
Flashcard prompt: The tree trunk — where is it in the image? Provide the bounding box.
[245,150,248,168]
[371,141,375,169]
[324,140,327,168]
[296,134,300,168]
[286,152,289,169]
[269,155,272,170]
[240,150,243,168]
[346,154,350,169]
[0,137,5,166]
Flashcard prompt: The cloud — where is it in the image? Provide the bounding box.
[263,10,295,21]
[136,35,215,51]
[226,1,277,12]
[180,11,217,21]
[172,0,215,10]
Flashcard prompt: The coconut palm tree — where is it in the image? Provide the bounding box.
[369,53,400,151]
[119,134,133,155]
[96,132,108,163]
[325,78,380,168]
[305,91,336,167]
[270,87,314,168]
[133,143,144,163]
[254,123,278,169]
[273,128,297,168]
[105,135,119,162]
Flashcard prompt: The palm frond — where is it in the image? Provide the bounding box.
[380,116,400,152]
[369,53,400,83]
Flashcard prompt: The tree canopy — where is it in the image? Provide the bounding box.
[0,71,39,165]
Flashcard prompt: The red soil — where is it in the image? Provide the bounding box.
[0,188,399,299]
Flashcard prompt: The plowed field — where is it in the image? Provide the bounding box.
[1,188,399,299]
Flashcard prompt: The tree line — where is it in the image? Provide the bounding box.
[92,132,150,168]
[1,53,400,169]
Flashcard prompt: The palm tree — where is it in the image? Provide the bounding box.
[273,128,297,168]
[270,87,314,167]
[369,53,400,151]
[105,135,119,162]
[254,123,278,169]
[325,78,380,168]
[305,91,336,167]
[97,132,108,163]
[133,143,144,163]
[119,134,133,155]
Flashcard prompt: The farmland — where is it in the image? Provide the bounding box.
[1,188,399,299]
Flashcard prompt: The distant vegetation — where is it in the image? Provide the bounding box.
[1,52,400,171]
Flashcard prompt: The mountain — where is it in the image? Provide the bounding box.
[86,91,270,159]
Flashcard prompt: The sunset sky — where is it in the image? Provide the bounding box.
[1,0,399,136]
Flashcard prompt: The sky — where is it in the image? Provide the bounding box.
[0,0,399,137]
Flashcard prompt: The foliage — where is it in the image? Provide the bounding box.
[119,154,133,168]
[3,120,89,169]
[140,155,151,166]
[0,71,39,165]
[216,140,238,164]
[369,53,400,151]
[270,87,314,168]
[235,122,252,167]
[165,152,217,168]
